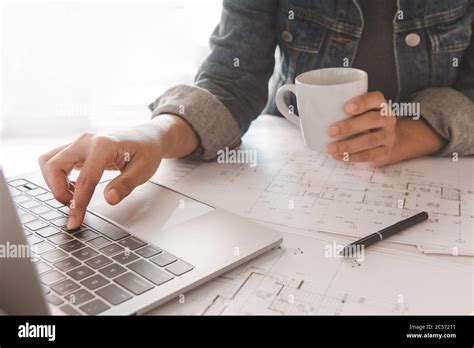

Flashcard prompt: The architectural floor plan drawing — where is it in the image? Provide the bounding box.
[154,152,473,255]
[150,232,472,315]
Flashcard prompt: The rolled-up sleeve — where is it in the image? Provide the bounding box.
[410,8,474,157]
[149,85,241,160]
[149,0,278,160]
[410,88,474,156]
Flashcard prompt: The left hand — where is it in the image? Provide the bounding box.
[326,91,396,167]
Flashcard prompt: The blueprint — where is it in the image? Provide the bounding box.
[151,116,474,255]
[147,116,473,314]
[150,230,473,315]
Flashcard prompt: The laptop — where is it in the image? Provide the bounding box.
[0,168,282,315]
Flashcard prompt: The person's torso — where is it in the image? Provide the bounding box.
[266,0,472,115]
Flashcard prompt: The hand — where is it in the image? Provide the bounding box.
[38,114,198,230]
[326,91,396,167]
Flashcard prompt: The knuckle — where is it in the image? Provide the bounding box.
[74,176,91,190]
[373,91,385,103]
[91,135,112,148]
[77,131,95,142]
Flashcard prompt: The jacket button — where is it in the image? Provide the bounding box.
[281,30,293,43]
[405,33,421,47]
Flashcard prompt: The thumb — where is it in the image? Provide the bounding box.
[104,159,149,205]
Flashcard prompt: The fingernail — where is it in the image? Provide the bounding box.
[67,216,78,230]
[345,102,358,114]
[106,188,121,205]
[328,126,339,136]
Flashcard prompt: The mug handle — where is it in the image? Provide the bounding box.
[275,84,300,127]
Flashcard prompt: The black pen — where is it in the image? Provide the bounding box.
[340,211,429,257]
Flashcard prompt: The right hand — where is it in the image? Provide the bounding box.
[38,115,198,230]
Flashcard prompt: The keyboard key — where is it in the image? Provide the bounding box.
[13,195,30,204]
[54,257,81,271]
[67,265,95,281]
[30,205,51,215]
[45,293,64,306]
[96,284,132,305]
[150,252,177,267]
[86,255,112,269]
[40,270,65,285]
[127,259,173,285]
[51,217,68,227]
[118,236,146,251]
[79,299,110,315]
[51,279,80,295]
[114,272,153,295]
[112,251,139,265]
[83,213,130,241]
[87,236,111,248]
[72,247,99,261]
[9,187,23,197]
[20,214,37,224]
[8,179,28,187]
[32,242,55,255]
[99,263,127,278]
[40,210,63,221]
[73,229,98,241]
[27,234,43,245]
[58,206,70,214]
[100,243,125,256]
[46,199,64,209]
[136,245,162,258]
[60,240,86,253]
[24,182,37,190]
[16,207,28,216]
[165,260,194,276]
[35,261,52,274]
[26,187,47,197]
[63,224,87,233]
[23,229,32,237]
[19,200,41,209]
[65,289,94,306]
[36,226,60,238]
[81,274,109,290]
[48,233,73,245]
[60,304,81,315]
[36,192,54,201]
[42,249,68,263]
[24,220,49,231]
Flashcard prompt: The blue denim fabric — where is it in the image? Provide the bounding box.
[194,0,473,135]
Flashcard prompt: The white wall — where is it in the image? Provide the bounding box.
[1,0,222,137]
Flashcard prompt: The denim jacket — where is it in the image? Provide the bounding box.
[150,0,474,160]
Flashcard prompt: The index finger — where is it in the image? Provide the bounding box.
[67,152,107,230]
[344,91,386,116]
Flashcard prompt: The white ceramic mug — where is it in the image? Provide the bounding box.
[276,68,368,152]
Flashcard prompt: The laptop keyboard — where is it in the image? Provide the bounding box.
[7,178,194,315]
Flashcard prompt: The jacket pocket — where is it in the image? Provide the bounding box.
[428,16,472,53]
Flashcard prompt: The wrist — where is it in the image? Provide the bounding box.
[150,114,199,158]
[390,118,446,163]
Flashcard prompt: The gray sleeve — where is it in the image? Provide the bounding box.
[149,85,241,161]
[410,14,474,157]
[149,0,278,161]
[410,87,474,156]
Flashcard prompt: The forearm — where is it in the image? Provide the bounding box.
[389,118,447,164]
[145,114,198,159]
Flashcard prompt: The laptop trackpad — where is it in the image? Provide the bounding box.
[88,181,214,239]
